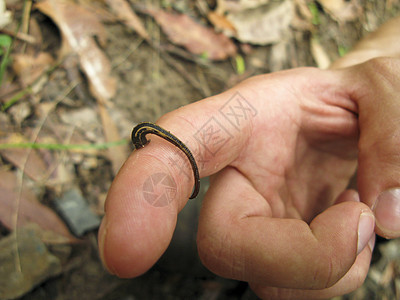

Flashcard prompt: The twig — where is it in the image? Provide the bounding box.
[21,0,32,35]
[160,43,211,67]
[20,0,33,53]
[111,37,144,69]
[0,28,36,44]
[158,46,210,97]
[145,38,211,97]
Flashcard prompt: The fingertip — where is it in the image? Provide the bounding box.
[335,189,360,204]
[98,216,115,275]
[373,188,400,238]
[357,212,375,255]
[98,215,161,278]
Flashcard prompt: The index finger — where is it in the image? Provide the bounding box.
[98,86,258,277]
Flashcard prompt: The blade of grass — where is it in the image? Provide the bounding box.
[0,33,12,87]
[308,2,320,26]
[0,139,129,150]
[2,86,32,111]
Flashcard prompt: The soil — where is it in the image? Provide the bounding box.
[2,0,400,299]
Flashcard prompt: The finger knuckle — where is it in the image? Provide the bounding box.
[311,251,348,289]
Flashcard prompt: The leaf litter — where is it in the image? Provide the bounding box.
[0,0,400,299]
[221,0,295,45]
[317,0,363,22]
[35,0,116,102]
[36,0,128,174]
[0,168,76,243]
[144,6,237,60]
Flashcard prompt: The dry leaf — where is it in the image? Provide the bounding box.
[291,0,315,32]
[8,102,31,125]
[0,0,12,28]
[207,11,236,35]
[36,0,116,102]
[78,0,117,23]
[146,8,237,60]
[0,225,62,299]
[0,133,50,182]
[105,0,149,39]
[12,52,54,86]
[98,102,128,176]
[0,111,12,138]
[0,169,77,243]
[216,0,271,13]
[226,0,294,45]
[317,0,362,22]
[294,0,313,22]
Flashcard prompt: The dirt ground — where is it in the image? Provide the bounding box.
[1,0,400,299]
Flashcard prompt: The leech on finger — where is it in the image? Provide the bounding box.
[131,122,200,199]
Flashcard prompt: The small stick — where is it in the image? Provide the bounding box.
[0,28,36,44]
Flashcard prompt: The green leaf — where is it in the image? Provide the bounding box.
[0,34,12,86]
[338,45,349,57]
[0,34,11,56]
[235,55,245,75]
[0,34,12,47]
[308,2,320,26]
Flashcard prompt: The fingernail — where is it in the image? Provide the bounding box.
[374,188,400,234]
[368,234,376,252]
[357,212,375,255]
[98,216,115,275]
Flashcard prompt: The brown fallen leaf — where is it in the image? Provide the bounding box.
[207,11,236,35]
[0,112,13,138]
[98,102,128,176]
[0,224,62,299]
[105,0,149,40]
[291,0,315,32]
[317,0,363,22]
[146,7,237,60]
[0,133,50,182]
[226,0,295,45]
[12,52,54,87]
[36,0,116,103]
[78,0,117,23]
[0,169,77,243]
[216,0,271,13]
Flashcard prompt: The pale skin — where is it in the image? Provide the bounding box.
[98,56,400,299]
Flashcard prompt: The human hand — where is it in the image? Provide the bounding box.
[98,57,400,299]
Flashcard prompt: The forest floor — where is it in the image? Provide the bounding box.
[1,0,400,299]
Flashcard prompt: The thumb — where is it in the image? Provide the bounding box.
[349,58,400,238]
[98,87,257,278]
